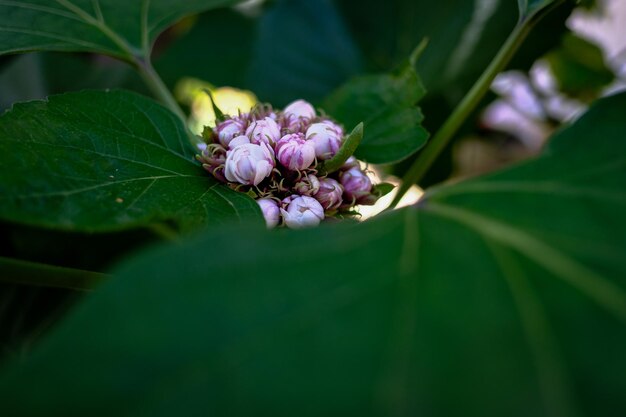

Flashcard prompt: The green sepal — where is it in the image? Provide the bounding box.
[318,122,364,175]
[201,125,214,141]
[371,182,395,198]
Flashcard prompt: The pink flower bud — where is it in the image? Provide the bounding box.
[313,178,343,210]
[224,143,275,186]
[275,133,316,171]
[294,174,320,196]
[280,195,325,229]
[257,198,280,229]
[283,99,316,132]
[340,156,360,171]
[215,118,246,147]
[306,121,343,160]
[283,99,316,120]
[340,167,372,203]
[245,117,281,146]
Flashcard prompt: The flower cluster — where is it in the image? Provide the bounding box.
[197,99,381,229]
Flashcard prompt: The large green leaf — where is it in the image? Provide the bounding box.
[0,90,261,232]
[154,9,256,89]
[246,0,362,106]
[336,0,514,96]
[336,0,571,109]
[0,0,242,60]
[0,92,625,415]
[323,60,428,164]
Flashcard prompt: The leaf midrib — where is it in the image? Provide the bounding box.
[426,202,626,323]
[486,240,578,417]
[2,174,196,200]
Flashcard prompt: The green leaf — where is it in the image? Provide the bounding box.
[323,60,429,164]
[246,0,363,106]
[318,122,363,174]
[1,94,625,415]
[0,90,262,232]
[336,0,514,96]
[372,182,394,198]
[0,0,243,60]
[154,9,256,89]
[336,0,571,128]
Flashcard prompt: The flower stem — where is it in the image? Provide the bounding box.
[134,58,187,124]
[389,3,562,209]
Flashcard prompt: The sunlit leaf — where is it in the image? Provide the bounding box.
[0,90,262,232]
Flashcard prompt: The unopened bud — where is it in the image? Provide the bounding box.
[284,99,316,131]
[306,121,343,160]
[257,198,280,228]
[284,99,316,120]
[215,118,246,148]
[198,144,227,182]
[313,178,343,210]
[340,156,360,171]
[281,195,325,229]
[340,167,372,203]
[224,143,275,186]
[294,174,320,196]
[275,133,316,171]
[245,116,281,146]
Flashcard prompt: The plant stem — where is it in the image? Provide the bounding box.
[134,58,187,123]
[389,6,559,209]
[0,257,108,291]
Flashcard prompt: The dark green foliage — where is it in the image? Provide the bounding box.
[1,89,624,417]
[0,90,262,232]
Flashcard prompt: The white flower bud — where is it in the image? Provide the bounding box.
[224,143,275,186]
[275,133,316,171]
[227,135,251,149]
[245,117,281,146]
[283,99,316,132]
[306,121,343,160]
[215,118,246,148]
[257,198,280,229]
[280,195,325,229]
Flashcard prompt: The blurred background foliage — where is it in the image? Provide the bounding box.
[0,0,624,362]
